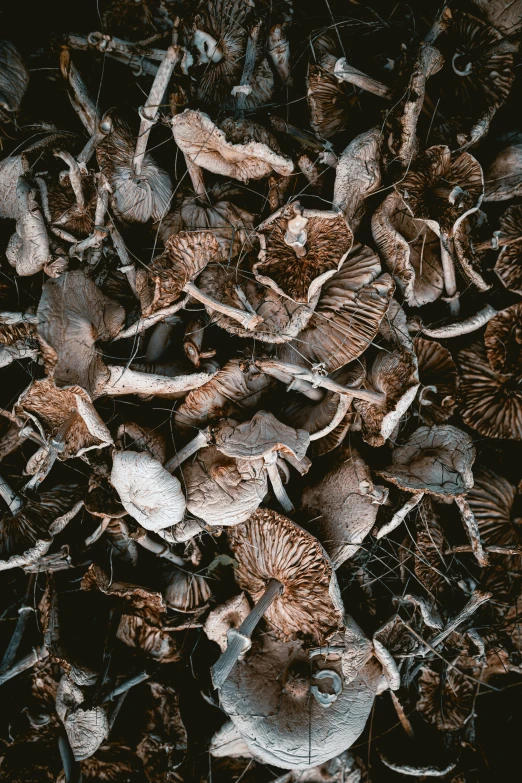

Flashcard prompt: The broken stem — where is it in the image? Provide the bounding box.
[420,304,497,338]
[60,46,99,134]
[375,493,424,540]
[133,45,180,175]
[212,578,284,689]
[103,671,150,702]
[184,154,206,197]
[454,496,489,566]
[0,472,24,515]
[184,281,263,330]
[0,574,36,673]
[0,645,49,687]
[77,115,113,173]
[84,517,111,548]
[112,296,189,340]
[24,411,81,492]
[334,58,392,99]
[58,731,82,783]
[309,394,351,441]
[428,590,492,650]
[102,365,215,397]
[135,532,186,567]
[164,429,211,473]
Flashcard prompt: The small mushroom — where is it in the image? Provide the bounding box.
[171,110,293,184]
[484,301,522,376]
[211,508,343,688]
[255,202,353,303]
[204,593,251,652]
[5,178,51,277]
[111,450,186,532]
[414,337,458,425]
[300,446,388,567]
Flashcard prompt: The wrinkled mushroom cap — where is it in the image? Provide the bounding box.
[307,64,352,139]
[56,674,109,761]
[213,411,310,462]
[228,508,343,642]
[111,450,186,531]
[255,204,354,303]
[220,633,382,769]
[37,271,126,397]
[377,425,475,498]
[171,110,293,183]
[116,614,180,662]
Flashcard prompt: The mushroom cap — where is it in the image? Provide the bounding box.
[470,0,522,35]
[333,127,382,227]
[377,425,475,498]
[174,359,272,435]
[300,446,387,568]
[307,64,352,139]
[228,508,343,642]
[417,664,475,732]
[414,337,458,425]
[47,174,97,239]
[6,179,51,277]
[184,446,268,527]
[495,205,522,294]
[37,270,126,397]
[16,378,113,460]
[116,614,180,662]
[255,204,354,303]
[220,634,382,769]
[277,244,395,371]
[96,113,172,223]
[139,231,219,317]
[466,467,519,551]
[171,110,293,183]
[136,682,188,776]
[111,450,186,532]
[204,592,251,652]
[0,40,29,116]
[484,302,522,376]
[157,184,254,261]
[353,300,420,447]
[81,563,167,624]
[0,485,83,571]
[0,154,26,219]
[56,675,109,761]
[163,564,212,613]
[116,420,167,463]
[484,144,522,201]
[458,339,522,440]
[213,411,310,462]
[197,261,318,343]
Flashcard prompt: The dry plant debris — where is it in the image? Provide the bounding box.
[1,1,522,781]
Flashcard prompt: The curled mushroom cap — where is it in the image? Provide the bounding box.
[138,231,218,317]
[378,425,475,498]
[0,40,29,117]
[300,446,388,568]
[96,113,172,223]
[484,302,522,376]
[417,664,475,732]
[16,378,113,460]
[111,451,186,532]
[184,446,268,527]
[116,614,181,663]
[56,674,109,760]
[220,633,382,769]
[213,410,309,464]
[333,127,382,229]
[171,110,293,183]
[414,337,458,425]
[458,339,522,440]
[495,205,522,294]
[228,508,343,642]
[254,203,354,303]
[276,243,395,371]
[6,178,51,277]
[37,270,126,397]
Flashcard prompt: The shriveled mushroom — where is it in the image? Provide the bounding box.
[333,127,382,230]
[307,63,353,140]
[255,202,353,303]
[211,508,343,688]
[56,674,109,761]
[376,425,488,566]
[111,450,186,532]
[300,446,388,567]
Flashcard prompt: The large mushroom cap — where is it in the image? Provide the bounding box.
[171,110,293,183]
[378,425,475,498]
[220,634,382,769]
[111,450,186,532]
[37,270,126,397]
[484,144,522,202]
[255,203,354,303]
[228,508,343,642]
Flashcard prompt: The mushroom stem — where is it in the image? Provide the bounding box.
[184,155,207,197]
[454,496,489,566]
[103,671,150,702]
[0,575,36,674]
[0,645,49,687]
[58,732,82,783]
[284,210,308,257]
[133,45,180,175]
[375,493,424,540]
[109,225,139,298]
[24,411,81,492]
[420,304,497,338]
[265,459,294,514]
[54,150,85,212]
[235,23,261,115]
[112,297,188,340]
[84,517,111,548]
[184,281,264,330]
[184,317,207,366]
[60,46,99,134]
[0,311,38,326]
[440,236,459,316]
[309,394,351,441]
[164,429,211,473]
[102,365,215,397]
[268,25,291,84]
[76,115,113,173]
[333,58,392,99]
[192,30,223,64]
[286,378,325,400]
[212,578,284,689]
[428,590,492,650]
[0,472,24,515]
[67,31,169,62]
[135,531,185,566]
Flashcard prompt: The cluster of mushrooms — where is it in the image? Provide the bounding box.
[1,0,522,780]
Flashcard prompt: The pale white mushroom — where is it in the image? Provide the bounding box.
[56,674,109,761]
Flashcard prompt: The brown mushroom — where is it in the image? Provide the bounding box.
[211,508,343,688]
[254,202,353,303]
[376,424,488,565]
[204,593,251,652]
[484,302,522,376]
[494,205,522,294]
[484,143,522,201]
[0,40,29,119]
[466,467,521,564]
[56,674,109,761]
[300,446,388,568]
[333,128,382,231]
[307,63,353,140]
[414,337,458,425]
[136,682,188,781]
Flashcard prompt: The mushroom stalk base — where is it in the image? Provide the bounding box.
[211,578,283,689]
[375,493,423,540]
